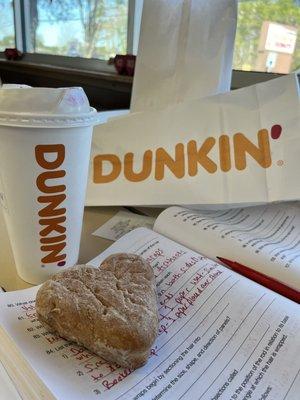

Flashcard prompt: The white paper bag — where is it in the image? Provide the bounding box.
[131,0,237,112]
[87,73,300,207]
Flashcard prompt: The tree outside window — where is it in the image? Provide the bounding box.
[28,0,128,59]
[0,0,15,50]
[234,0,300,73]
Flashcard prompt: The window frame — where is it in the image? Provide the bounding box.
[9,0,137,66]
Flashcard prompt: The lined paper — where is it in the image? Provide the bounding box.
[0,228,299,399]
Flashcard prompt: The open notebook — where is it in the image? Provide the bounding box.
[0,228,299,399]
[154,202,300,291]
[97,202,300,292]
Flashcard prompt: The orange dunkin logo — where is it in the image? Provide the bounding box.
[93,125,282,183]
[35,144,66,266]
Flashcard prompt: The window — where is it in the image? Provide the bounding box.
[28,0,128,60]
[0,0,15,49]
[1,0,299,88]
[234,0,300,74]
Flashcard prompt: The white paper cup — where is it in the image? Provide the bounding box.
[0,87,99,284]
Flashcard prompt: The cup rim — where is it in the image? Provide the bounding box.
[0,107,101,128]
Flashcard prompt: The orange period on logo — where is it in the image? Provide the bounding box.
[35,144,67,266]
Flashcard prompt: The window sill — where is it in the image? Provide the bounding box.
[231,70,282,89]
[0,57,133,85]
[0,55,285,109]
[0,56,133,109]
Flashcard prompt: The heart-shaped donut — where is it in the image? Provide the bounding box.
[36,253,159,369]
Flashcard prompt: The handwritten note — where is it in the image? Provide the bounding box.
[0,228,299,399]
[154,204,300,290]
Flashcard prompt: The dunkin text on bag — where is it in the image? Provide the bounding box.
[93,125,282,184]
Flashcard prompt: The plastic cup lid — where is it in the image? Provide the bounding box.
[0,86,101,128]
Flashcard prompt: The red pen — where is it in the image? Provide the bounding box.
[217,257,300,304]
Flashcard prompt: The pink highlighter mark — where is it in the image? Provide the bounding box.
[58,261,66,267]
[271,124,282,140]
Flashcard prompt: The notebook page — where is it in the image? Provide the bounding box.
[0,228,299,400]
[154,204,300,290]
